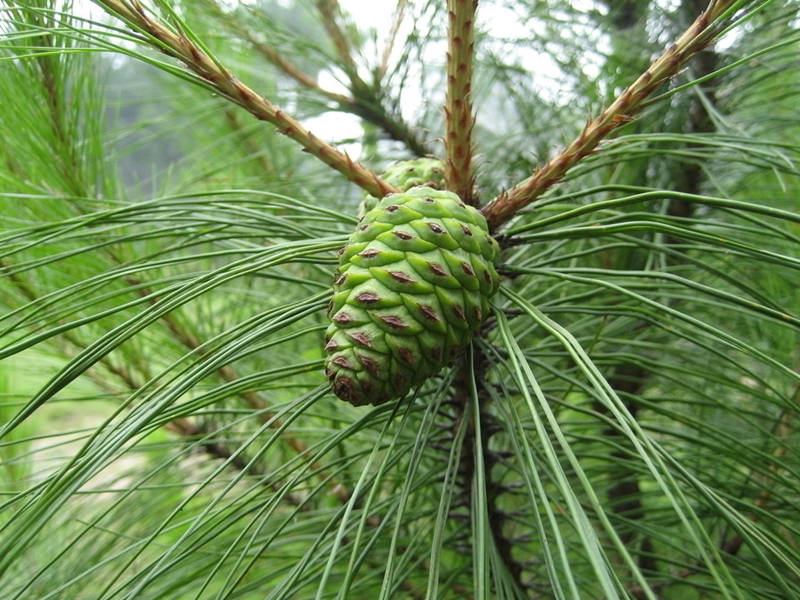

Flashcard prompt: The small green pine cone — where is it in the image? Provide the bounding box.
[358,157,445,218]
[325,187,500,406]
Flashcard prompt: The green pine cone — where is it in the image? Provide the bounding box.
[358,157,445,218]
[325,187,500,406]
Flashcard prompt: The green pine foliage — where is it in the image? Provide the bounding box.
[1,0,799,598]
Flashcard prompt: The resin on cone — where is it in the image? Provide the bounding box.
[358,157,446,218]
[326,187,500,406]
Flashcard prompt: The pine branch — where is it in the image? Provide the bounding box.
[667,0,721,225]
[377,0,407,82]
[448,345,529,594]
[23,13,87,197]
[93,0,398,199]
[444,0,478,205]
[482,0,740,229]
[200,0,350,104]
[314,0,360,82]
[200,0,428,156]
[311,0,429,156]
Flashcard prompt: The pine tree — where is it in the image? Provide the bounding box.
[1,0,799,597]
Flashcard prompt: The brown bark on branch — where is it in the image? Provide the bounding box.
[205,1,429,157]
[95,0,398,200]
[445,0,478,205]
[314,0,360,79]
[481,0,737,230]
[378,0,408,81]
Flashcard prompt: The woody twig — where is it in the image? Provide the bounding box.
[482,0,739,230]
[444,0,478,205]
[94,0,398,199]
